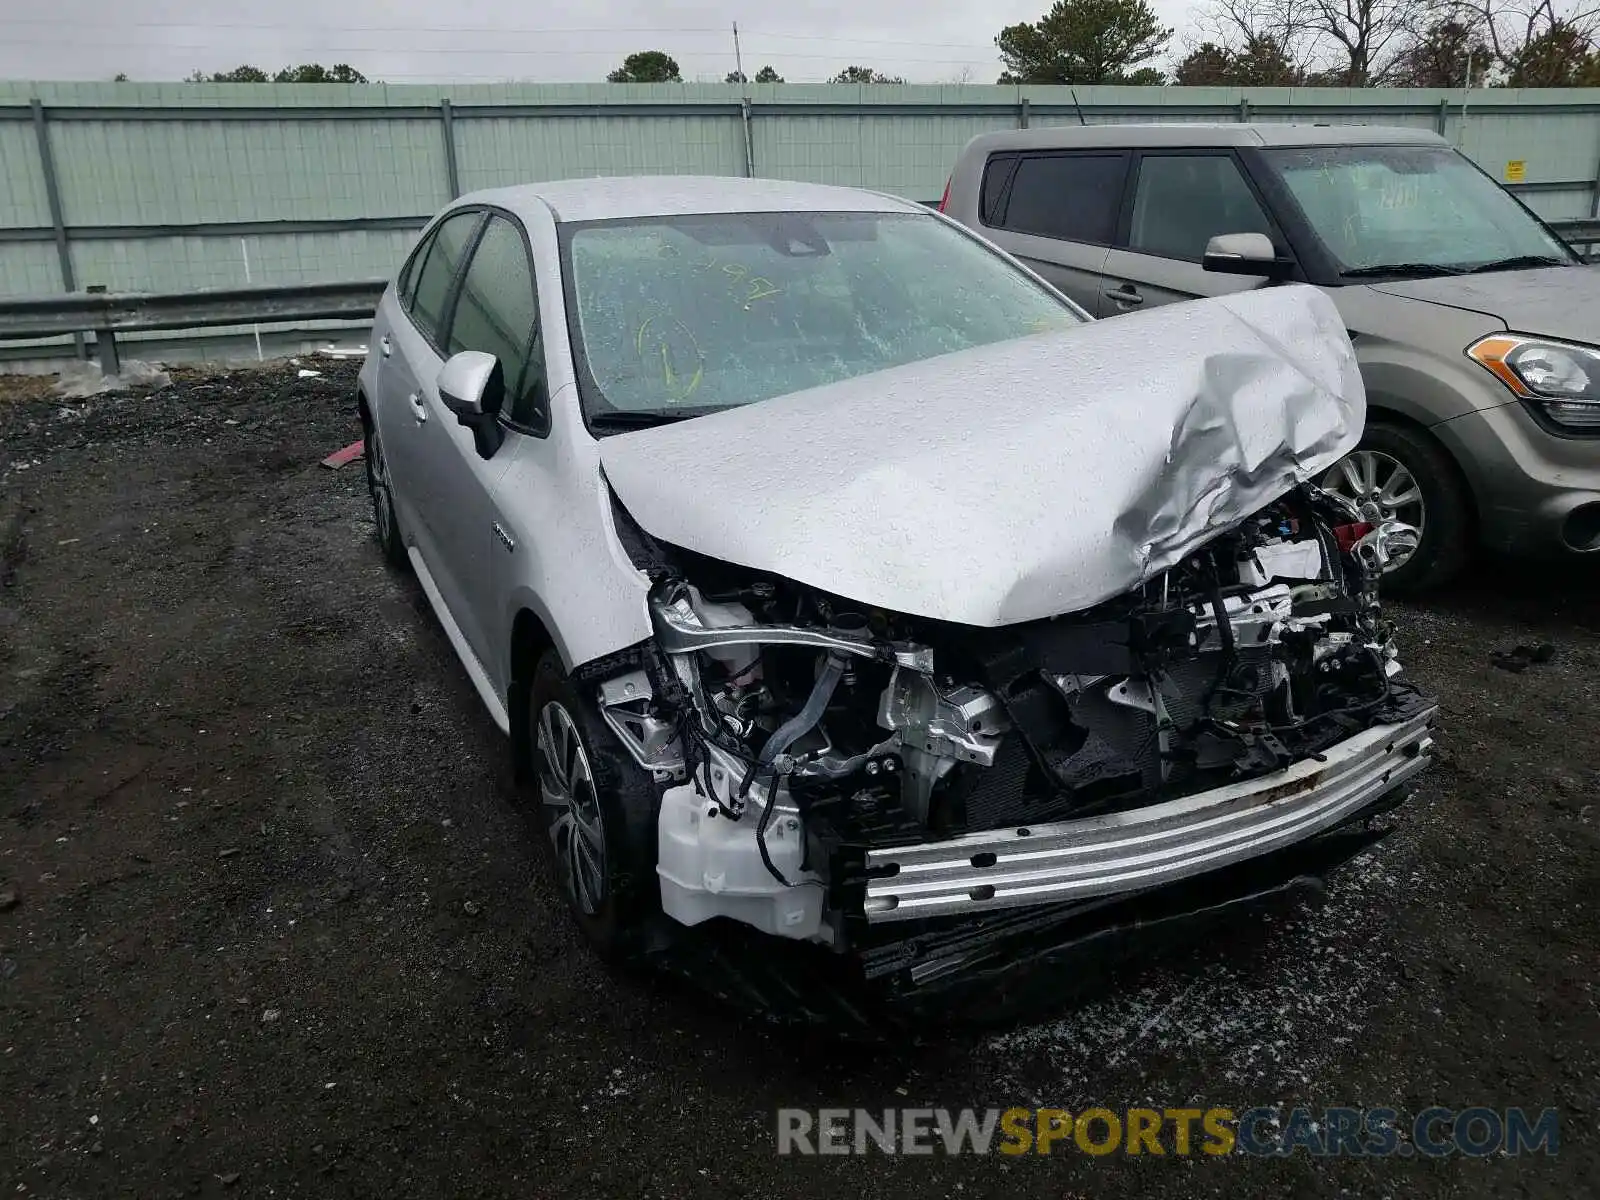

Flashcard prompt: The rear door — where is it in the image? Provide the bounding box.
[421,211,544,677]
[380,208,484,564]
[1099,150,1285,314]
[978,150,1129,314]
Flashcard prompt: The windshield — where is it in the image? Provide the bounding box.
[1260,145,1572,276]
[561,210,1084,423]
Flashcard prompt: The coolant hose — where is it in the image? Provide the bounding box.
[747,650,848,886]
[757,651,848,771]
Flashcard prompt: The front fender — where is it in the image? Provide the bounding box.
[489,396,653,684]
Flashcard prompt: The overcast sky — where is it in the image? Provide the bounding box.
[0,0,1204,84]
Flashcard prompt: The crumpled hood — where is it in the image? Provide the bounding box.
[598,284,1364,627]
[1370,264,1600,343]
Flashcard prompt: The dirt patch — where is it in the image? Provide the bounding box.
[1,361,1596,1197]
[0,372,59,410]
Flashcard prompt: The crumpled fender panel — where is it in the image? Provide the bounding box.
[598,284,1364,627]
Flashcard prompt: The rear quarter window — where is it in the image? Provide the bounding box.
[980,155,1018,225]
[397,230,431,310]
[996,152,1129,245]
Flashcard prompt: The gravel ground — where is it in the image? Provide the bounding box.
[1,361,1597,1198]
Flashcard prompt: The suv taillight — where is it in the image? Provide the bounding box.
[937,176,951,213]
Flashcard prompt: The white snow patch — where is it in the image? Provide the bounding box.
[54,359,171,398]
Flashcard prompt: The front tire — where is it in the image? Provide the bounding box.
[364,414,408,571]
[1321,421,1471,593]
[528,650,660,962]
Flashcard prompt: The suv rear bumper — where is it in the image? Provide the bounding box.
[862,708,1437,923]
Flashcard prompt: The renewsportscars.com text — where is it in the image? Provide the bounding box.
[775,1106,1560,1158]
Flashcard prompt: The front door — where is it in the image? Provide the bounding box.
[380,209,483,571]
[1099,150,1285,314]
[418,211,543,678]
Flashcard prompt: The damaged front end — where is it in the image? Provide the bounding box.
[591,483,1437,1005]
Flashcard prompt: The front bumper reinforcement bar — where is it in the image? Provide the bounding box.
[863,708,1437,922]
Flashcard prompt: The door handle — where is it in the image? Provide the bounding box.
[408,392,427,423]
[1103,284,1144,307]
[380,335,392,358]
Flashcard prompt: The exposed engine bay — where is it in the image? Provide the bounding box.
[592,482,1437,960]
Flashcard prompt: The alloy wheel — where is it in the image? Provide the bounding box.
[1321,450,1426,571]
[367,424,393,546]
[536,700,607,916]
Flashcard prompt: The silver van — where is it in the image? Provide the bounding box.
[940,124,1600,590]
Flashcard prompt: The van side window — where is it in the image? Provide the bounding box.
[1128,154,1275,262]
[980,155,1018,225]
[996,153,1129,245]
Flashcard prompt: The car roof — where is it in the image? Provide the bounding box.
[451,175,925,223]
[961,122,1450,155]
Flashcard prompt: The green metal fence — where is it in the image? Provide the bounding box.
[2,79,1598,319]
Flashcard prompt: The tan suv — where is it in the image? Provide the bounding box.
[940,123,1600,590]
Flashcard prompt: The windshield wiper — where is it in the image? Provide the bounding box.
[1339,263,1466,279]
[1462,254,1570,274]
[588,408,717,433]
[588,410,685,432]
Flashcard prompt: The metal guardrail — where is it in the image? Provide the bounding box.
[1549,218,1600,262]
[0,279,386,374]
[3,220,1598,375]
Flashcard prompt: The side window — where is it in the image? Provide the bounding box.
[1127,153,1275,262]
[997,153,1129,245]
[398,225,434,312]
[979,155,1018,225]
[447,214,548,432]
[398,240,422,309]
[409,211,481,347]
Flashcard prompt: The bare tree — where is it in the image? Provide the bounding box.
[1380,15,1493,83]
[1196,0,1438,82]
[1174,34,1305,82]
[1446,0,1600,65]
[1194,0,1330,78]
[1195,0,1600,82]
[1319,0,1432,81]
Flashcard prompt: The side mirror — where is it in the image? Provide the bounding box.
[437,350,500,419]
[1203,232,1294,281]
[437,350,505,459]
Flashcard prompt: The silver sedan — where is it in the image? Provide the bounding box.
[358,176,1435,1012]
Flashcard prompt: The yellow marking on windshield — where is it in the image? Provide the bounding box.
[680,253,784,307]
[635,314,704,402]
